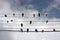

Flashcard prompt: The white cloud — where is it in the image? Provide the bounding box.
[44,0,60,13]
[0,0,60,40]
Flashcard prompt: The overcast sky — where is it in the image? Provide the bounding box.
[0,0,60,40]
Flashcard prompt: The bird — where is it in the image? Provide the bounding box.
[35,29,38,32]
[7,21,9,23]
[27,28,29,32]
[4,14,7,17]
[13,13,15,16]
[30,21,32,24]
[21,23,23,27]
[45,12,48,17]
[11,20,13,22]
[46,20,48,24]
[33,14,35,17]
[53,29,55,31]
[42,30,44,32]
[38,13,40,17]
[22,13,24,17]
[20,28,23,32]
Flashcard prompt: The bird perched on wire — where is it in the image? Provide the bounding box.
[46,20,48,24]
[45,12,48,17]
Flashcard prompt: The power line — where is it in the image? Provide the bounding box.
[0,28,60,32]
[1,21,60,22]
[0,13,60,33]
[0,29,60,32]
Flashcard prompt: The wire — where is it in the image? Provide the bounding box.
[0,21,60,23]
[0,28,60,32]
[0,29,60,32]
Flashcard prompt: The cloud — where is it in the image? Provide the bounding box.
[0,0,60,40]
[44,0,60,12]
[42,0,60,18]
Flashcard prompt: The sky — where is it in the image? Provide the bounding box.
[0,0,60,40]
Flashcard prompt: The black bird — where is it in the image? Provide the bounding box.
[21,23,23,27]
[45,13,48,17]
[30,21,32,24]
[27,28,29,32]
[46,20,48,24]
[13,13,15,16]
[20,28,23,32]
[4,14,7,17]
[7,21,9,23]
[38,13,40,17]
[33,14,35,17]
[11,20,13,22]
[53,29,55,31]
[42,30,44,32]
[35,29,38,32]
[22,13,24,17]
